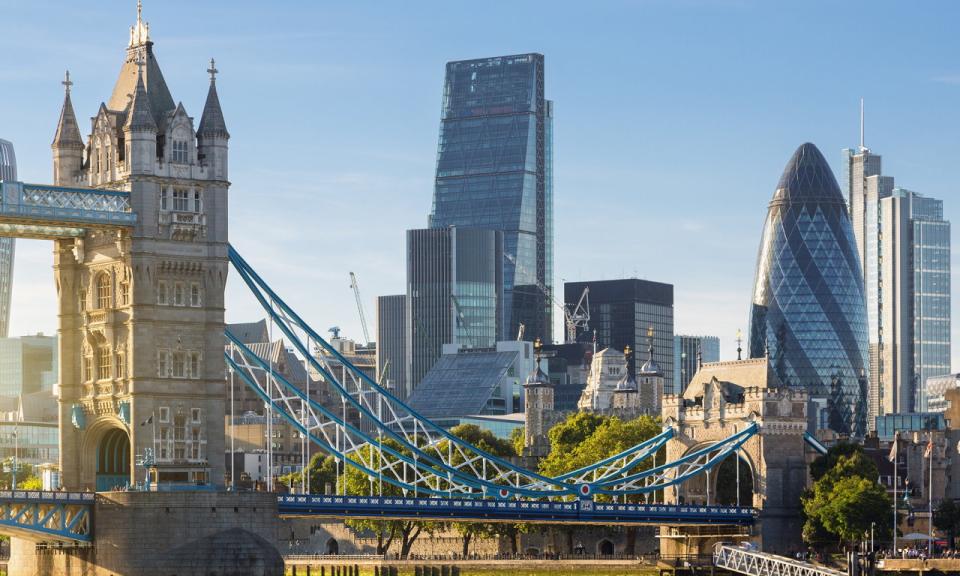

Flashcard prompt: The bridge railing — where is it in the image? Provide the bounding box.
[714,544,846,576]
[0,181,136,229]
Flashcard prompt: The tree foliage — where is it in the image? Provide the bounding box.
[802,453,891,548]
[934,499,960,548]
[539,414,660,479]
[510,426,525,457]
[809,442,869,482]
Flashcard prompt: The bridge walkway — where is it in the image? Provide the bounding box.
[714,544,846,576]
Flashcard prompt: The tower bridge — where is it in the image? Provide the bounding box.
[0,4,809,575]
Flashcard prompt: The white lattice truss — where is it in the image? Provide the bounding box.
[713,545,846,576]
[0,182,135,230]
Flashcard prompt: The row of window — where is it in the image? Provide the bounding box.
[79,273,131,312]
[83,348,126,382]
[160,187,203,213]
[157,406,202,424]
[158,281,203,307]
[157,350,203,379]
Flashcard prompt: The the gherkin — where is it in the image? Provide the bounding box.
[749,143,870,436]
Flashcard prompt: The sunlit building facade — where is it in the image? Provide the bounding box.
[749,143,870,436]
[430,54,553,344]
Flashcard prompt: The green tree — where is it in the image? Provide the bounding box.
[809,442,866,481]
[510,426,525,457]
[934,499,960,548]
[279,453,337,494]
[802,453,890,549]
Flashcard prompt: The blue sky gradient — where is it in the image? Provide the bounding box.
[1,1,957,369]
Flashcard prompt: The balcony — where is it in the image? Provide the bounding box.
[159,210,206,240]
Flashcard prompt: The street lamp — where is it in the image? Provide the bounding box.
[12,428,18,490]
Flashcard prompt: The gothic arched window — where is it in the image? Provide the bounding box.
[96,273,112,309]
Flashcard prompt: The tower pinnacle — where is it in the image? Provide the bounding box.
[129,0,151,47]
[62,70,73,95]
[207,58,218,83]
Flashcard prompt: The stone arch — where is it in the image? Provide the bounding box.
[713,454,754,506]
[675,441,759,506]
[325,537,339,555]
[597,539,614,556]
[96,427,131,491]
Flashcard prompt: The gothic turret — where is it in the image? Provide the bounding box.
[523,339,553,457]
[197,59,229,180]
[52,71,84,185]
[123,64,157,175]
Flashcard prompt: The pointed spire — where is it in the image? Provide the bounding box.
[52,70,83,148]
[125,59,157,132]
[129,0,151,48]
[198,58,229,138]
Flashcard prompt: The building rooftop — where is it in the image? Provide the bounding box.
[406,350,517,420]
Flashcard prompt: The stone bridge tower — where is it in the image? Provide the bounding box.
[52,4,229,490]
[659,358,808,557]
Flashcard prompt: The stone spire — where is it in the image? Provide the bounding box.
[125,60,157,132]
[197,58,229,138]
[52,71,83,148]
[129,0,151,48]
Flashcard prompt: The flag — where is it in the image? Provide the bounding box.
[140,414,153,427]
[888,432,899,462]
[924,438,934,459]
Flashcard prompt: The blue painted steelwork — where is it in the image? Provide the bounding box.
[0,490,94,543]
[803,432,828,456]
[278,494,756,526]
[227,245,762,502]
[0,181,136,239]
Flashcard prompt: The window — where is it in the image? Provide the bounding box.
[160,188,169,211]
[119,280,130,306]
[190,428,201,460]
[193,190,202,213]
[172,352,186,378]
[190,283,202,307]
[97,273,112,309]
[116,353,125,380]
[157,281,168,305]
[189,352,201,379]
[159,427,170,459]
[159,406,170,423]
[172,140,188,164]
[158,350,171,378]
[191,408,201,424]
[174,413,186,441]
[98,347,112,380]
[83,354,93,382]
[173,283,185,306]
[173,188,189,212]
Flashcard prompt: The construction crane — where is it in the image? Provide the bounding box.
[503,253,590,343]
[348,272,372,346]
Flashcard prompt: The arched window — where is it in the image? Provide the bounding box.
[98,346,112,380]
[97,273,112,309]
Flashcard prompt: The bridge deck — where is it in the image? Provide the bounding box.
[0,490,94,543]
[279,495,757,526]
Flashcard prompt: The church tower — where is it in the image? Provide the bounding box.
[54,1,230,490]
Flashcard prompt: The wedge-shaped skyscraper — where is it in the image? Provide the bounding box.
[749,143,870,436]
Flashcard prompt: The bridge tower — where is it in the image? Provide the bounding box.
[52,3,229,490]
[660,358,808,557]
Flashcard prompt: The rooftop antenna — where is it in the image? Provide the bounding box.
[859,97,866,152]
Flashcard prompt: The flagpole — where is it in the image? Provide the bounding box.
[929,435,933,557]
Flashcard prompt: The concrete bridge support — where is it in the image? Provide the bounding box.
[8,492,283,576]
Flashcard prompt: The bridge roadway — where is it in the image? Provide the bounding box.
[278,494,757,526]
[0,490,755,543]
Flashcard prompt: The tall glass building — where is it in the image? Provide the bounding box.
[0,139,16,338]
[673,335,720,395]
[843,141,952,418]
[430,54,553,343]
[406,227,504,390]
[749,143,870,436]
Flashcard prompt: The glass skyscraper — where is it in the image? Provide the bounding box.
[430,54,553,343]
[843,141,952,418]
[0,139,16,338]
[673,335,720,395]
[749,143,870,436]
[406,227,504,390]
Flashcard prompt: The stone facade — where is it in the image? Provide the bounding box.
[9,492,281,576]
[51,6,229,489]
[660,358,808,557]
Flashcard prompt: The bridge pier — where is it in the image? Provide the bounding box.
[8,491,283,576]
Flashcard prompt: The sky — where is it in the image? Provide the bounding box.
[1,0,958,370]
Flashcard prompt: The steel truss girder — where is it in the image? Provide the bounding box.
[0,181,136,236]
[713,544,845,576]
[0,491,94,543]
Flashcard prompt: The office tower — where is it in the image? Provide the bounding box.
[0,139,16,338]
[0,334,57,397]
[376,294,408,398]
[406,227,504,389]
[430,54,553,343]
[844,138,952,417]
[749,143,869,436]
[565,279,674,401]
[673,335,720,394]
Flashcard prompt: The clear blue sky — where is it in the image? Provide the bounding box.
[2,1,958,370]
